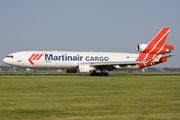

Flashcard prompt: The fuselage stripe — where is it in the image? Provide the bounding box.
[32,54,40,60]
[36,54,43,60]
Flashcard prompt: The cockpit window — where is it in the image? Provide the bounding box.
[7,55,13,58]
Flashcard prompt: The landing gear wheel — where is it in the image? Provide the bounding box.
[90,73,95,76]
[90,72,109,76]
[101,73,109,76]
[90,72,97,76]
[27,73,30,76]
[104,73,109,76]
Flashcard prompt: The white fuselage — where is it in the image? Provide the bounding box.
[3,51,140,70]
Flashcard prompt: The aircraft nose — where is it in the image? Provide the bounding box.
[3,58,6,63]
[3,58,8,64]
[3,57,12,65]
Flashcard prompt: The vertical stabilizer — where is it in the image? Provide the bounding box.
[136,28,173,68]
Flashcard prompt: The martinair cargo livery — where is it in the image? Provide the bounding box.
[3,28,174,76]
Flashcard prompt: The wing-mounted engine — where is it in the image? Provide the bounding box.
[137,44,174,54]
[78,64,96,73]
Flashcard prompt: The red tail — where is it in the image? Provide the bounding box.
[136,28,174,68]
[148,28,170,48]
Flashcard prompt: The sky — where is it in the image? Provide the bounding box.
[0,0,180,67]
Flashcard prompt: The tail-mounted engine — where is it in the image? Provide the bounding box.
[137,44,174,54]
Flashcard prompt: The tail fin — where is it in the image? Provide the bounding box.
[148,28,170,47]
[137,28,173,55]
[136,28,174,68]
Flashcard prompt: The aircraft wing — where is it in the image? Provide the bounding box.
[88,61,147,67]
[81,54,175,67]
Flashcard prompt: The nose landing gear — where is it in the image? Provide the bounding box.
[26,73,30,76]
[26,68,30,76]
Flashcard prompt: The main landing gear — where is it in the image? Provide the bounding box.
[90,72,109,76]
[90,67,109,76]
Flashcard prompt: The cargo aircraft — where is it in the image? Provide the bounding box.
[3,28,174,76]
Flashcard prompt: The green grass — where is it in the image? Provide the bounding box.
[0,76,180,120]
[1,71,180,76]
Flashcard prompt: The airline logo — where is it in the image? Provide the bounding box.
[28,54,43,65]
[28,54,109,65]
[45,54,109,62]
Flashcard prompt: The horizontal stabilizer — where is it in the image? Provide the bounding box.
[148,54,162,62]
[153,54,162,62]
[161,54,175,59]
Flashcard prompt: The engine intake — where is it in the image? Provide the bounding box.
[137,44,148,53]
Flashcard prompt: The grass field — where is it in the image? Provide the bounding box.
[0,76,180,120]
[1,71,180,76]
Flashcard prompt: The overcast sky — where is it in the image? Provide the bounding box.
[0,0,179,67]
